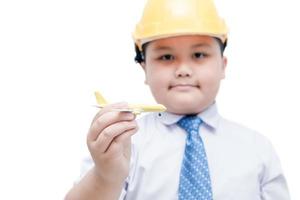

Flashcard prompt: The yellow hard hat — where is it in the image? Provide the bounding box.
[133,0,228,50]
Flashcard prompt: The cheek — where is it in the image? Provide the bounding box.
[146,65,170,85]
[198,67,223,87]
[148,73,166,89]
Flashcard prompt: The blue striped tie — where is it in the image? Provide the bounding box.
[177,115,213,200]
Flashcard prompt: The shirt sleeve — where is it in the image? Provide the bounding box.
[259,138,290,200]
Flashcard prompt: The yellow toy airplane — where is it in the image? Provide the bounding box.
[94,91,166,115]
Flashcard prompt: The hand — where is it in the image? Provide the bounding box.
[87,102,138,185]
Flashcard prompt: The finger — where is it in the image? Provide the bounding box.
[104,127,138,156]
[91,120,137,153]
[88,109,135,142]
[91,102,129,125]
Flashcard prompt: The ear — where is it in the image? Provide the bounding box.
[221,56,227,79]
[140,62,148,85]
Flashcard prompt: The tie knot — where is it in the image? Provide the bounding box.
[177,115,202,134]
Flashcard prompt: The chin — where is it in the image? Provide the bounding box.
[164,97,214,115]
[166,104,204,115]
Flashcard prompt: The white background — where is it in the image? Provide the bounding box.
[0,0,299,199]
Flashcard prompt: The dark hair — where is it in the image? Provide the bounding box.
[134,37,227,64]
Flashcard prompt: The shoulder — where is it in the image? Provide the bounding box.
[132,113,158,144]
[219,117,269,141]
[218,117,277,160]
[136,113,157,127]
[135,112,170,133]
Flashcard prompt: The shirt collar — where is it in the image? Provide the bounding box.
[155,102,221,130]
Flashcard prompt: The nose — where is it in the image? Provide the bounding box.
[175,63,192,78]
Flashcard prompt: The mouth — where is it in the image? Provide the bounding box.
[169,84,200,91]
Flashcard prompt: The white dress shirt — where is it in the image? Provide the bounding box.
[80,103,290,200]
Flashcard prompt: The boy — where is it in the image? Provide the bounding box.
[66,0,290,199]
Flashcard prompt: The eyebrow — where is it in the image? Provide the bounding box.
[152,43,211,51]
[152,46,173,51]
[191,43,211,49]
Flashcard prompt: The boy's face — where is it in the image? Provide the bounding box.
[141,35,227,114]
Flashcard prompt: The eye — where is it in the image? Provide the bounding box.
[158,54,174,61]
[193,52,206,59]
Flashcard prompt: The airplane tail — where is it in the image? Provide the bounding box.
[94,91,108,106]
